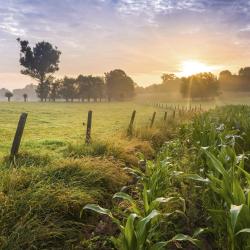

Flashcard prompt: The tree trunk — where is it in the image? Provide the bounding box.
[8,97,10,102]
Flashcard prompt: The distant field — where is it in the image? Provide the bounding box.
[0,102,160,157]
[136,91,250,109]
[1,94,250,157]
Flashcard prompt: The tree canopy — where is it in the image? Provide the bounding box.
[105,69,135,101]
[181,72,220,100]
[17,39,61,101]
[219,67,250,91]
[5,91,13,102]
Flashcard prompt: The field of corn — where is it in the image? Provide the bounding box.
[0,102,250,249]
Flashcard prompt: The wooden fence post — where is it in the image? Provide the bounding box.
[127,110,136,135]
[173,110,176,119]
[10,113,28,160]
[85,110,92,144]
[150,112,156,128]
[164,111,167,121]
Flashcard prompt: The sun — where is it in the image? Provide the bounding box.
[179,60,213,77]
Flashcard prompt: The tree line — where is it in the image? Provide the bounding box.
[16,39,135,102]
[7,38,250,102]
[137,67,250,100]
[219,67,250,91]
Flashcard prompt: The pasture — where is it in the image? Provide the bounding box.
[0,102,158,158]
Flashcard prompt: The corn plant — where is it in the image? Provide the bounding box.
[185,147,250,249]
[83,147,202,249]
[83,203,200,250]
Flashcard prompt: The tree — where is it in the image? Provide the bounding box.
[161,73,177,83]
[105,69,135,101]
[219,70,232,79]
[76,75,91,102]
[218,70,238,91]
[239,67,250,78]
[23,93,28,102]
[60,77,76,102]
[5,91,13,102]
[92,76,105,102]
[36,76,51,102]
[17,38,61,102]
[49,78,61,101]
[180,72,220,100]
[239,67,250,91]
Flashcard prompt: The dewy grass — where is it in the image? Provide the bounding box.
[0,157,129,249]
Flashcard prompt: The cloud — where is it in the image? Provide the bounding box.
[0,0,250,87]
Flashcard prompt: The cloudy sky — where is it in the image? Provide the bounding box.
[0,0,250,89]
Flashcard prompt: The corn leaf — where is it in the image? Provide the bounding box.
[230,204,243,233]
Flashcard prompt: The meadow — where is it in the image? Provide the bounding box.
[0,102,159,157]
[0,101,250,249]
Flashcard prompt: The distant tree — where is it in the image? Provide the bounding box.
[23,93,28,102]
[49,78,61,101]
[5,91,13,102]
[161,73,177,84]
[76,75,92,102]
[17,38,61,102]
[218,70,238,91]
[219,70,232,79]
[239,67,250,78]
[91,76,105,102]
[180,72,220,100]
[105,69,135,101]
[239,67,250,91]
[36,76,51,102]
[60,77,76,102]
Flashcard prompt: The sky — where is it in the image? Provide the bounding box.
[0,0,250,89]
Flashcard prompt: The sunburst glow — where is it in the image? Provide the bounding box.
[180,60,213,77]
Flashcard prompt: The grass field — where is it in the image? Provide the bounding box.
[0,102,160,158]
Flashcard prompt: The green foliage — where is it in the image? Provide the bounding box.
[0,158,128,249]
[182,106,250,249]
[4,91,13,102]
[17,39,61,102]
[83,141,201,249]
[105,69,135,101]
[181,72,220,100]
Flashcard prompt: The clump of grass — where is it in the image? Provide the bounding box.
[65,139,154,166]
[2,151,52,168]
[135,123,175,150]
[65,141,112,157]
[0,157,129,249]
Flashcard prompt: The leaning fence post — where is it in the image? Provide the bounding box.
[127,110,136,135]
[85,110,92,144]
[150,112,156,128]
[10,113,28,161]
[164,111,167,121]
